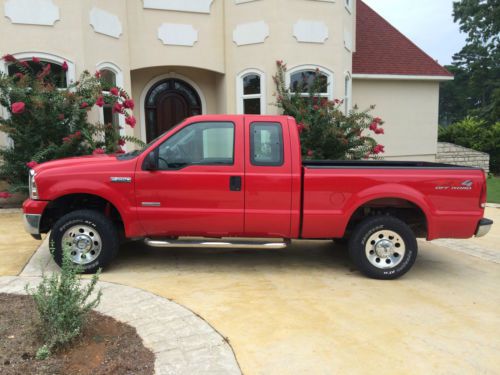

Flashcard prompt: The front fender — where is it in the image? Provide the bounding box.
[40,178,142,237]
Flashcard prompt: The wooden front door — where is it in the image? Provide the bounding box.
[144,78,202,142]
[157,92,189,136]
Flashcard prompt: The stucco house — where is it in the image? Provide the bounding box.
[0,0,452,161]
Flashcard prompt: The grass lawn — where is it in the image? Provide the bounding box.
[487,176,500,203]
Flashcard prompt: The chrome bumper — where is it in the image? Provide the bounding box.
[475,218,493,237]
[23,214,41,237]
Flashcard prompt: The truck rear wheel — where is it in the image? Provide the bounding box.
[50,209,119,273]
[348,215,418,280]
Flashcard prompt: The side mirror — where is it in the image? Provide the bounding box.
[143,151,157,171]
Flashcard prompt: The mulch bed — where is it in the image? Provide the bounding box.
[0,293,155,375]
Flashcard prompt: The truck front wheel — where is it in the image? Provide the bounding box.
[50,209,119,273]
[348,215,418,280]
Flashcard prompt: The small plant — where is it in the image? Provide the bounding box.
[273,60,384,160]
[26,240,102,358]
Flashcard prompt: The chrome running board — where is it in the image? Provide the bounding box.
[144,238,288,249]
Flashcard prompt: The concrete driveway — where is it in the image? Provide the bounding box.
[98,207,500,374]
[0,209,39,276]
[4,207,500,374]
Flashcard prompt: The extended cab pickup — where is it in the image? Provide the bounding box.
[23,115,493,279]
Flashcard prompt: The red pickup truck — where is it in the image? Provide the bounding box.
[23,115,492,279]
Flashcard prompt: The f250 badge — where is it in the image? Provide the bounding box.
[435,180,473,191]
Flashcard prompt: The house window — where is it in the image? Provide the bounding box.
[96,62,125,140]
[288,66,333,99]
[344,72,352,114]
[100,69,119,127]
[100,68,117,91]
[237,69,266,114]
[7,60,68,88]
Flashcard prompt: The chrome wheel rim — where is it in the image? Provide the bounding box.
[365,229,406,269]
[61,225,102,265]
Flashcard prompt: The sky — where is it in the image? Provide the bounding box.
[362,0,467,66]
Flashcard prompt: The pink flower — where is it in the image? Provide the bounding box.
[110,87,119,96]
[112,102,123,114]
[14,72,24,79]
[118,138,126,146]
[276,60,283,67]
[62,136,71,143]
[95,70,102,78]
[374,127,384,135]
[313,105,320,111]
[369,122,378,131]
[80,102,89,109]
[26,161,38,169]
[297,123,306,134]
[125,115,136,128]
[57,113,65,120]
[374,117,382,124]
[11,102,25,114]
[32,57,41,63]
[95,96,104,107]
[0,191,12,199]
[20,61,29,68]
[307,149,314,157]
[373,144,385,154]
[62,61,68,72]
[334,99,341,104]
[2,54,16,63]
[123,99,135,110]
[74,131,82,138]
[93,148,105,155]
[115,147,125,154]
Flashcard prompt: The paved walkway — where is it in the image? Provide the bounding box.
[3,238,241,375]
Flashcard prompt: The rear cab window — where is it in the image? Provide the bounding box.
[250,122,284,166]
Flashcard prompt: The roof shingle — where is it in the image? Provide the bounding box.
[353,0,453,77]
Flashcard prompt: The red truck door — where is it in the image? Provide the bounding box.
[135,118,245,237]
[244,116,293,237]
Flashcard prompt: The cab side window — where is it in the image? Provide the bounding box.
[250,122,284,166]
[157,122,234,169]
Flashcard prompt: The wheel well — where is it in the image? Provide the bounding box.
[346,198,427,238]
[40,194,124,235]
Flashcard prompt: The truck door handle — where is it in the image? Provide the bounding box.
[229,176,242,191]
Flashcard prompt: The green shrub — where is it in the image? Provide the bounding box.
[0,54,144,195]
[273,60,384,160]
[26,241,102,357]
[439,117,500,173]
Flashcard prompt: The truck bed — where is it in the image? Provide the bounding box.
[300,161,486,240]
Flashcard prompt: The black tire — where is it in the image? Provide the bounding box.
[50,209,119,273]
[348,215,418,280]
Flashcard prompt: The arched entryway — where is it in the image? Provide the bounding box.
[144,78,202,142]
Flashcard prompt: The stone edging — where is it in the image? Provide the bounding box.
[0,276,241,375]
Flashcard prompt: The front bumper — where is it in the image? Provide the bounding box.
[22,199,49,239]
[475,218,493,237]
[23,214,42,238]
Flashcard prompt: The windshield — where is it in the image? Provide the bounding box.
[116,122,184,160]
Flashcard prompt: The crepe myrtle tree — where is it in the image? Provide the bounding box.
[273,60,384,160]
[0,54,144,197]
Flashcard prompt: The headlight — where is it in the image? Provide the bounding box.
[29,169,39,200]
